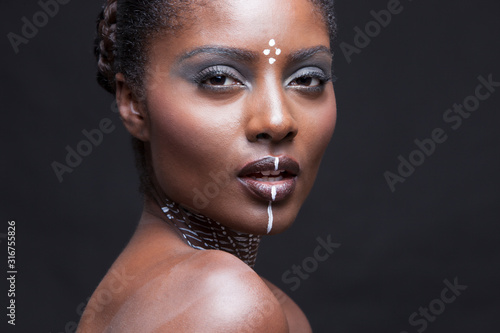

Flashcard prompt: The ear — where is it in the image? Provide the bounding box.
[115,73,150,142]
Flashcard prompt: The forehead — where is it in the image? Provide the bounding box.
[149,0,330,62]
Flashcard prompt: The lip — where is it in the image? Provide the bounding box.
[238,156,300,202]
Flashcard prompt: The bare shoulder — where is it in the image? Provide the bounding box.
[262,278,313,333]
[90,250,289,333]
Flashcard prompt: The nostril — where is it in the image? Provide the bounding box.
[256,133,272,140]
[284,131,296,140]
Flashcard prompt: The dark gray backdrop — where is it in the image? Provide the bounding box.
[1,0,499,332]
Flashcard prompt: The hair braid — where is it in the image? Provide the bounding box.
[95,0,118,94]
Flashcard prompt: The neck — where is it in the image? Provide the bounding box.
[149,192,262,268]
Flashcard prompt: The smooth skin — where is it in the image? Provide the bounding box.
[78,0,336,331]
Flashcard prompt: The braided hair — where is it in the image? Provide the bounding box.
[95,0,117,94]
[94,0,337,196]
[95,0,197,195]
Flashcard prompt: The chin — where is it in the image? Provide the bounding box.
[188,192,305,235]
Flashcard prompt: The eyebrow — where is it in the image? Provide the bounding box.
[176,45,332,64]
[176,46,259,63]
[288,46,333,63]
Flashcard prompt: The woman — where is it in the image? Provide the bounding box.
[78,0,337,331]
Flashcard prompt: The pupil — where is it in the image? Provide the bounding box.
[298,77,312,86]
[210,75,226,85]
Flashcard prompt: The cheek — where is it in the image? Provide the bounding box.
[302,91,337,157]
[315,101,337,152]
[145,94,242,199]
[298,91,337,184]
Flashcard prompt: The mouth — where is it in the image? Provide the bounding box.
[238,156,300,202]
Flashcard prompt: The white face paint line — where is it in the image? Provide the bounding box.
[271,186,277,201]
[267,201,273,234]
[274,157,279,171]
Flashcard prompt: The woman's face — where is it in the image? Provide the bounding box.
[140,0,336,234]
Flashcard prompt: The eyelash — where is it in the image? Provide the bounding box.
[288,71,332,92]
[194,66,244,91]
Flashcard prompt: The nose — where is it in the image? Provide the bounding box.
[245,77,298,143]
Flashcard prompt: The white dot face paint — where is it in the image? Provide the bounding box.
[267,202,273,234]
[264,39,281,65]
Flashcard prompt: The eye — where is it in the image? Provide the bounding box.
[286,67,331,92]
[290,76,322,87]
[194,65,245,91]
[204,74,240,86]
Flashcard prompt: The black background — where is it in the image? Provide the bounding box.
[1,0,499,332]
